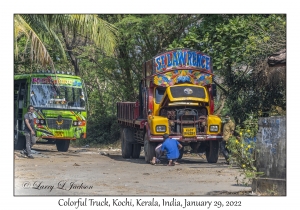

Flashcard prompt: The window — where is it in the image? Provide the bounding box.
[30,84,85,110]
[155,87,166,104]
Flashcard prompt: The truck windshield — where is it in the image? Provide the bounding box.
[30,84,86,110]
[155,87,166,104]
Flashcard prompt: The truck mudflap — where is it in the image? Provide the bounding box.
[149,134,222,142]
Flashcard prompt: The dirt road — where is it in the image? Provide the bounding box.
[14,144,251,196]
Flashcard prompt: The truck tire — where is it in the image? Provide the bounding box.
[121,128,133,158]
[178,147,184,159]
[132,144,141,159]
[14,136,26,150]
[56,140,70,152]
[206,140,219,163]
[143,133,156,163]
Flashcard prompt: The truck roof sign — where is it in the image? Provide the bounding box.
[143,49,213,87]
[154,49,212,73]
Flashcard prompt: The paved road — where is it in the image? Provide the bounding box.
[14,144,251,196]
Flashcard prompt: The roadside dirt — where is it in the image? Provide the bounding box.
[14,144,252,196]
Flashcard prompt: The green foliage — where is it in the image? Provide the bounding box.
[14,14,118,76]
[77,115,120,146]
[169,14,286,123]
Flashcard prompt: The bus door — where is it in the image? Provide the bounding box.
[14,79,27,148]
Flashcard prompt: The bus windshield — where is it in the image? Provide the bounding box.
[30,84,86,110]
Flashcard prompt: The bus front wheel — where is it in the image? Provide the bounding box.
[56,140,70,152]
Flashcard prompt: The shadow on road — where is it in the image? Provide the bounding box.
[104,153,235,169]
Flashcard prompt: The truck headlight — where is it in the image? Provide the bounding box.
[156,125,166,132]
[209,125,219,132]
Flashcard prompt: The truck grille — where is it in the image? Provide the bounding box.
[177,114,197,132]
[165,108,207,134]
[46,118,72,130]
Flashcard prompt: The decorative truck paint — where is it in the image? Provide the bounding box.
[117,49,222,163]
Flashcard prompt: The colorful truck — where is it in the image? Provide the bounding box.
[117,49,222,163]
[14,72,88,152]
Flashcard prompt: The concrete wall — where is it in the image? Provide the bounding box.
[252,116,286,195]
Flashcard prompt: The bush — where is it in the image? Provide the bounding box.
[226,115,264,184]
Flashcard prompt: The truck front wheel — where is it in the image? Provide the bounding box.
[206,141,219,163]
[143,133,156,163]
[56,140,70,152]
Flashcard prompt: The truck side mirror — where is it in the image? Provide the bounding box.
[212,84,217,97]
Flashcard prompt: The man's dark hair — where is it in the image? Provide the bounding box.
[27,105,34,111]
[163,134,169,140]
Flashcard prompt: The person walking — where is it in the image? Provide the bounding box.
[220,113,235,163]
[22,105,36,159]
[160,134,182,166]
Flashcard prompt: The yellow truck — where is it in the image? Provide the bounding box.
[117,49,222,163]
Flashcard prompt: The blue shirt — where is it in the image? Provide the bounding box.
[160,138,180,159]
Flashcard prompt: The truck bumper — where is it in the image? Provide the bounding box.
[149,134,222,142]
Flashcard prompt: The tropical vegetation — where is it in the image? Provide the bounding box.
[14,14,286,148]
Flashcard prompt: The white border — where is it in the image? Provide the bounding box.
[2,1,298,209]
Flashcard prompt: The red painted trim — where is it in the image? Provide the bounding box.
[82,133,86,138]
[139,120,147,129]
[149,134,222,142]
[148,86,154,111]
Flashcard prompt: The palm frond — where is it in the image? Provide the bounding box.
[57,14,118,55]
[14,14,53,67]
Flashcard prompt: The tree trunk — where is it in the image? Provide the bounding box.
[214,94,226,115]
[60,28,80,76]
[95,77,105,115]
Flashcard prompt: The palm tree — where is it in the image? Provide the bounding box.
[14,14,118,75]
[14,14,54,68]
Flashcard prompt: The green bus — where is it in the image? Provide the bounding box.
[14,72,88,152]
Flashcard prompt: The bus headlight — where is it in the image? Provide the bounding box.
[156,125,166,132]
[209,125,219,132]
[73,121,86,126]
[35,119,45,125]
